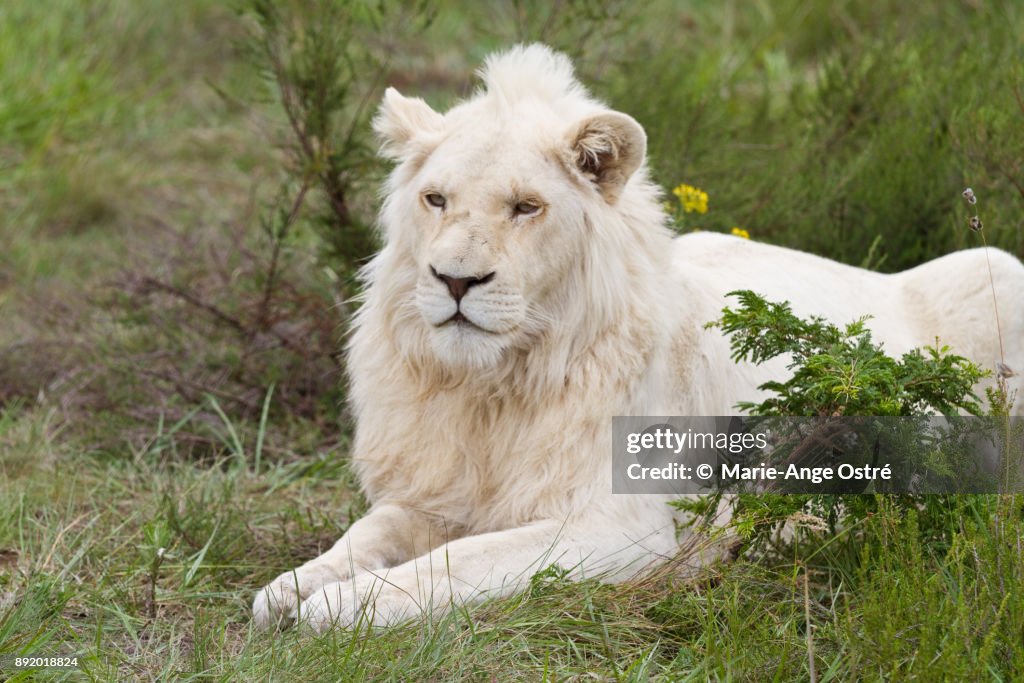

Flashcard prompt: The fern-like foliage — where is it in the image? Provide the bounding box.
[706,290,987,417]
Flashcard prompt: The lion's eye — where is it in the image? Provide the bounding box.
[424,193,447,209]
[513,201,541,217]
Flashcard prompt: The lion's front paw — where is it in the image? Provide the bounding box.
[299,576,422,633]
[253,563,350,631]
[253,574,303,630]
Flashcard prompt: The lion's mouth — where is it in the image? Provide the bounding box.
[441,311,486,331]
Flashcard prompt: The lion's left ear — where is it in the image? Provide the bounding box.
[373,87,445,161]
[568,112,646,203]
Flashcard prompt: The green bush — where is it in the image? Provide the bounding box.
[687,289,1016,555]
[610,1,1024,269]
[707,290,987,417]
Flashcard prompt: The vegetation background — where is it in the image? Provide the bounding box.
[1,0,1022,679]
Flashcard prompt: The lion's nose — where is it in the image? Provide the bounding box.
[430,266,496,304]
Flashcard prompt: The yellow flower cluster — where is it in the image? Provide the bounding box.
[672,183,708,214]
[730,226,750,239]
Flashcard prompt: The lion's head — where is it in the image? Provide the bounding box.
[370,45,657,371]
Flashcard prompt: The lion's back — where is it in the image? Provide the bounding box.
[667,233,1024,412]
[670,232,906,335]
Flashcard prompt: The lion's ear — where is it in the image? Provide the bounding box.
[568,112,646,203]
[373,87,444,161]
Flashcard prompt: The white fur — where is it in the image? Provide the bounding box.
[254,44,1024,632]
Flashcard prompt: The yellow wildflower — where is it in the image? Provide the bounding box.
[730,226,750,239]
[672,183,708,214]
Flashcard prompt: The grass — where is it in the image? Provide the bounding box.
[3,416,1023,679]
[1,0,1024,680]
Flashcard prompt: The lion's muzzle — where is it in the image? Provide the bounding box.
[430,265,496,305]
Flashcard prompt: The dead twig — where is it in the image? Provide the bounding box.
[259,180,311,327]
[138,277,249,336]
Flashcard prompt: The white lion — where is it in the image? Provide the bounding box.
[254,44,1024,631]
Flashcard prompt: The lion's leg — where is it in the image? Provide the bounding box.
[253,503,453,629]
[297,515,684,632]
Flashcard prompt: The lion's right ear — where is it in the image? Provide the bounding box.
[373,87,444,161]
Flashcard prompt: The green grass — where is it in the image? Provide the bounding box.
[2,0,1024,680]
[2,406,1023,680]
[608,0,1024,270]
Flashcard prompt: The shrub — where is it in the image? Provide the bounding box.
[682,290,999,546]
[707,290,987,418]
[611,2,1024,271]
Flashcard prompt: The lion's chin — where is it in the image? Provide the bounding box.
[429,322,509,370]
